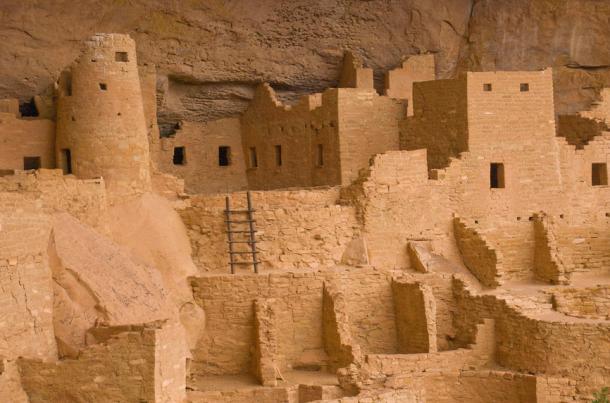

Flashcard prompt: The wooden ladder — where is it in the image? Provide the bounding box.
[224,191,259,274]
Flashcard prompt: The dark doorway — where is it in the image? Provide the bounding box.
[219,146,231,166]
[19,99,39,117]
[61,149,72,174]
[173,147,186,165]
[490,163,505,188]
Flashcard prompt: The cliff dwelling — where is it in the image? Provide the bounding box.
[0,2,609,402]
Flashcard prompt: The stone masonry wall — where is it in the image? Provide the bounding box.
[392,280,437,354]
[180,187,360,273]
[0,113,55,171]
[0,195,56,362]
[336,89,405,185]
[452,277,610,400]
[550,285,610,320]
[154,119,248,194]
[0,170,108,231]
[189,269,397,377]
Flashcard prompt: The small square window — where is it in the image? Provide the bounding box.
[23,156,41,170]
[115,52,129,62]
[490,163,505,188]
[592,163,608,186]
[483,83,492,92]
[173,147,185,165]
[99,83,107,91]
[274,145,282,167]
[249,147,258,168]
[219,146,231,166]
[520,83,529,92]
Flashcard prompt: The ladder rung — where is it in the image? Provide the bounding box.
[229,251,256,255]
[231,261,261,265]
[227,230,257,233]
[228,240,257,244]
[224,209,256,213]
[225,220,255,223]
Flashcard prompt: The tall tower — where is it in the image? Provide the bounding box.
[56,33,151,200]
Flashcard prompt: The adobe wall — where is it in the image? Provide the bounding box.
[336,89,405,185]
[56,33,151,200]
[338,51,374,90]
[179,188,360,273]
[0,112,55,171]
[241,84,341,190]
[384,54,436,116]
[453,277,610,400]
[154,119,248,194]
[0,195,56,361]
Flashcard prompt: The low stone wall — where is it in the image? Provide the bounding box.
[189,269,397,378]
[392,280,437,353]
[452,276,610,400]
[453,217,501,287]
[0,170,108,231]
[19,321,186,403]
[550,285,610,319]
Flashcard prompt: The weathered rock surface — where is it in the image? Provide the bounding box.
[0,0,608,124]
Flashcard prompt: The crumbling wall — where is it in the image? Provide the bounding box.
[0,170,108,231]
[384,54,436,116]
[392,280,437,354]
[550,285,609,320]
[338,51,374,90]
[19,322,185,403]
[336,89,405,185]
[453,276,610,400]
[252,298,282,386]
[453,218,501,287]
[154,119,248,194]
[180,188,359,273]
[341,150,456,269]
[533,213,569,284]
[556,114,608,149]
[0,112,55,171]
[241,84,341,190]
[322,285,362,373]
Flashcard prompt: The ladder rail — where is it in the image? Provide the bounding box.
[224,191,259,274]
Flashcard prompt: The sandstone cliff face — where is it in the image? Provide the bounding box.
[0,0,608,125]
